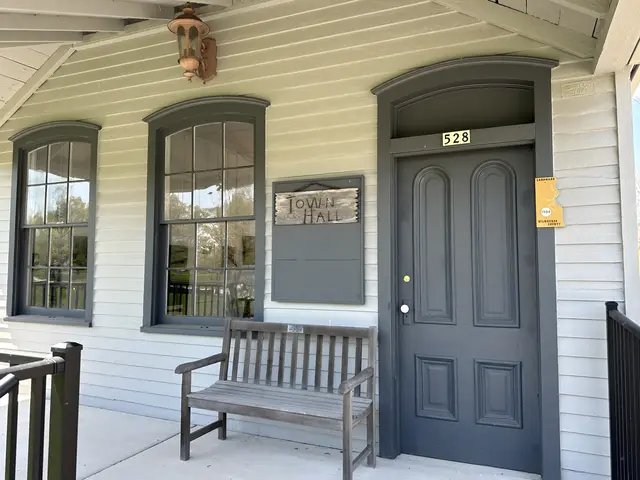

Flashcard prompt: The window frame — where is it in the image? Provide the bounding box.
[141,96,269,337]
[6,121,100,326]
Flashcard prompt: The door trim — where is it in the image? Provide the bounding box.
[390,123,535,156]
[372,56,561,479]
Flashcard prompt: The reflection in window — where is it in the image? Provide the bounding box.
[24,142,91,310]
[163,122,255,319]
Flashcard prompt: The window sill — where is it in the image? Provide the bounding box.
[141,324,225,337]
[4,315,91,327]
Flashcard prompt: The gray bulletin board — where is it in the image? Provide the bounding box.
[271,175,364,305]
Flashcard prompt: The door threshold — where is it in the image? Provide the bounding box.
[394,454,541,479]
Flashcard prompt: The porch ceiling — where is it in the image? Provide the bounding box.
[0,0,637,131]
[0,0,230,116]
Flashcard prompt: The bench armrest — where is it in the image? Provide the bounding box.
[175,353,227,374]
[339,367,374,395]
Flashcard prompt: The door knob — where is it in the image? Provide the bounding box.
[400,304,410,314]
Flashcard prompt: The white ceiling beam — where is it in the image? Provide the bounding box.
[432,0,596,58]
[0,44,74,129]
[0,13,124,32]
[594,0,640,73]
[0,31,82,44]
[550,0,611,18]
[0,0,174,20]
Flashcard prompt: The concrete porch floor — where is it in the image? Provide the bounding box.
[1,402,541,479]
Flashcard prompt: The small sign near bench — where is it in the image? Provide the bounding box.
[271,176,365,305]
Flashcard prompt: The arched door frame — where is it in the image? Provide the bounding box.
[372,56,561,479]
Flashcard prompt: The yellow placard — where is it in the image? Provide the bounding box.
[535,177,564,228]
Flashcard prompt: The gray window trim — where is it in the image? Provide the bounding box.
[6,121,101,327]
[372,56,561,479]
[142,96,269,335]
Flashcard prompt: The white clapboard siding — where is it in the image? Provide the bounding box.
[0,0,622,476]
[552,67,618,479]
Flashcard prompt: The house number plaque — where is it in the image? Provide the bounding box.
[275,188,359,225]
[442,129,470,146]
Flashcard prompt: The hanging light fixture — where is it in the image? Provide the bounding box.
[168,3,217,82]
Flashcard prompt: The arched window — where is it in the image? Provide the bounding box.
[142,96,268,335]
[7,121,100,325]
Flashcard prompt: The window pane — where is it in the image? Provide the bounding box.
[29,268,47,307]
[167,270,193,316]
[224,167,254,217]
[30,228,49,267]
[225,122,254,168]
[28,146,48,185]
[46,183,68,224]
[72,227,88,267]
[193,171,222,219]
[70,142,91,181]
[227,221,255,268]
[48,142,69,183]
[70,269,87,310]
[225,270,255,318]
[195,123,222,171]
[68,181,89,223]
[165,128,193,174]
[197,222,224,268]
[26,185,45,225]
[195,270,223,316]
[165,173,192,220]
[48,269,69,309]
[50,227,70,267]
[169,224,195,268]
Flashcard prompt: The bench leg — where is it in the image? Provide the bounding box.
[343,393,353,480]
[218,412,227,440]
[366,406,376,468]
[180,372,192,461]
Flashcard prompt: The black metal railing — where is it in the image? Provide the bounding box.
[0,343,82,480]
[606,301,640,479]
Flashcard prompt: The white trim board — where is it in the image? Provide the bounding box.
[615,67,640,320]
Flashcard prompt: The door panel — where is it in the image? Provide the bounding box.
[397,147,540,474]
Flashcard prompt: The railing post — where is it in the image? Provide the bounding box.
[3,374,19,480]
[47,342,82,480]
[606,301,619,317]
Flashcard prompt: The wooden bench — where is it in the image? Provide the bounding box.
[175,319,377,480]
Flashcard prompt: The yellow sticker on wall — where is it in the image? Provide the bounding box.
[535,177,564,228]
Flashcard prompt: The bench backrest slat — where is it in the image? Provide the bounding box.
[243,327,252,383]
[266,332,275,386]
[277,333,286,387]
[220,321,376,398]
[232,330,241,382]
[302,334,311,390]
[254,331,263,384]
[314,334,323,392]
[355,338,363,397]
[341,337,349,383]
[327,336,336,394]
[290,333,299,388]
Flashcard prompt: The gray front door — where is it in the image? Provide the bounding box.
[397,146,541,473]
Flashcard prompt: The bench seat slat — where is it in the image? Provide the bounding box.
[207,381,371,409]
[187,382,371,428]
